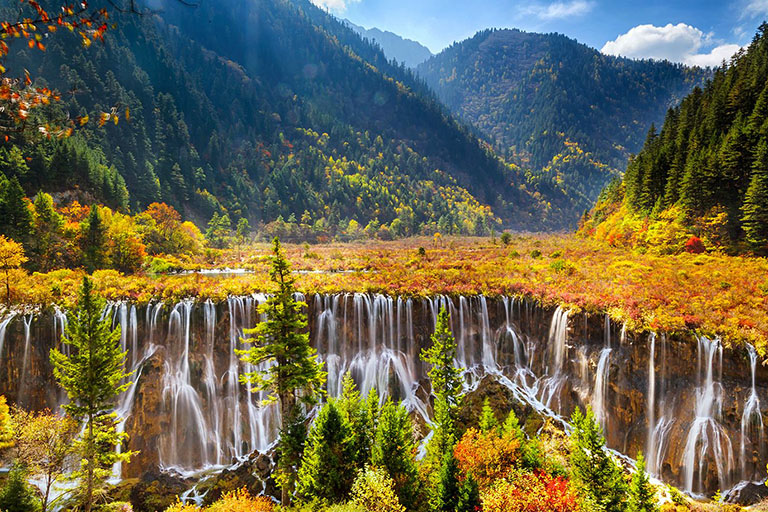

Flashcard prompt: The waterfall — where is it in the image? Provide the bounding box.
[681,336,734,494]
[202,300,223,465]
[112,306,155,480]
[591,348,612,431]
[18,314,34,408]
[160,300,211,471]
[740,344,764,481]
[539,306,569,412]
[4,293,766,497]
[0,312,16,366]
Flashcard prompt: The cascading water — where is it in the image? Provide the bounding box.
[539,306,569,413]
[18,314,34,408]
[740,344,764,481]
[160,300,211,470]
[681,336,735,494]
[0,312,16,367]
[1,293,764,498]
[592,348,612,431]
[590,316,612,430]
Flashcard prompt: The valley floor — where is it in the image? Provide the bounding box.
[8,234,768,354]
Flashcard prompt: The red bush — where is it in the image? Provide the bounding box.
[684,236,706,254]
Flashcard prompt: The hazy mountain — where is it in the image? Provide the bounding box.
[346,21,433,68]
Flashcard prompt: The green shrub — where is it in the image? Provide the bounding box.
[500,233,512,246]
[530,249,542,258]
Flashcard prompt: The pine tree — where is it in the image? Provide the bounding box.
[30,192,63,272]
[628,453,658,512]
[479,397,499,433]
[422,306,464,472]
[49,277,133,512]
[0,465,41,512]
[239,237,326,506]
[297,400,357,504]
[434,449,461,512]
[741,140,768,251]
[337,373,378,467]
[455,473,481,512]
[82,206,108,272]
[570,406,627,512]
[372,399,420,511]
[205,212,232,249]
[0,176,32,246]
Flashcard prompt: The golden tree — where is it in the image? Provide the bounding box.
[0,234,27,303]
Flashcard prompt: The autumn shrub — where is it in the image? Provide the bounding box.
[453,427,520,489]
[163,488,273,512]
[481,471,581,512]
[99,503,133,512]
[350,466,406,512]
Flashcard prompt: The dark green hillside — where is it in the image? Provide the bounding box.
[417,28,707,225]
[0,0,551,237]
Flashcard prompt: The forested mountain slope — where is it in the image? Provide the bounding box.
[417,28,708,225]
[582,24,768,254]
[0,0,556,238]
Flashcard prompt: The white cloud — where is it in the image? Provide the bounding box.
[744,0,768,17]
[601,23,741,67]
[539,0,595,19]
[685,44,742,67]
[523,0,595,21]
[310,0,360,12]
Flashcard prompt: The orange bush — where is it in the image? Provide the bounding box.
[482,471,582,512]
[453,427,520,488]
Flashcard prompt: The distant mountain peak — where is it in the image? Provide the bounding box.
[345,20,432,68]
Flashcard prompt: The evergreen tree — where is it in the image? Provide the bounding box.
[297,400,357,504]
[455,473,481,512]
[422,307,464,407]
[337,373,378,467]
[628,453,658,512]
[741,140,768,251]
[479,397,499,433]
[30,192,63,272]
[570,406,627,512]
[422,307,464,472]
[82,206,108,272]
[434,449,460,512]
[205,212,232,249]
[239,237,326,506]
[0,465,41,512]
[0,175,32,246]
[49,277,133,512]
[372,399,420,511]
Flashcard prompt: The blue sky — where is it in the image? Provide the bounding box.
[311,0,768,66]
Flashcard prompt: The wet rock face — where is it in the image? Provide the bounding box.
[0,295,766,497]
[722,481,768,505]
